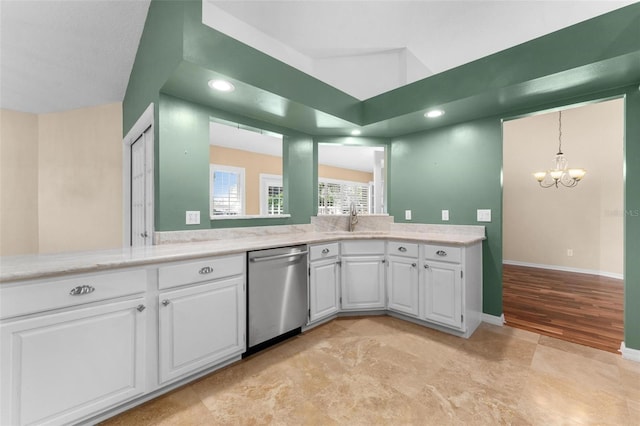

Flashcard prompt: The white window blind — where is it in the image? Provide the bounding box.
[260,174,284,215]
[318,178,370,215]
[210,165,245,217]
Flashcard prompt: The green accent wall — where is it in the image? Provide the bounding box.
[389,118,503,315]
[157,94,315,230]
[624,87,640,349]
[124,0,640,349]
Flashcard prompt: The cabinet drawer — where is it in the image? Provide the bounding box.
[158,254,244,290]
[309,243,340,261]
[423,244,461,264]
[341,240,385,255]
[387,241,418,258]
[0,269,146,319]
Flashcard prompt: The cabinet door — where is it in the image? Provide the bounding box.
[158,276,245,384]
[421,261,463,329]
[341,256,385,310]
[0,298,146,426]
[387,255,419,317]
[309,258,340,323]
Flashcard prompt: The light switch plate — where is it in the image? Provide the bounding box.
[477,209,491,222]
[405,210,412,220]
[442,210,449,221]
[186,211,200,225]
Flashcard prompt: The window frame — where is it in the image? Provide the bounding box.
[259,174,284,216]
[210,164,246,218]
[318,177,371,215]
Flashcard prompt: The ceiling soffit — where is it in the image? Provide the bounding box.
[157,1,640,138]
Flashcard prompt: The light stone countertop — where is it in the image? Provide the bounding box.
[0,229,485,283]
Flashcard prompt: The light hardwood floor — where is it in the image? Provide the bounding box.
[503,264,624,353]
[102,316,638,425]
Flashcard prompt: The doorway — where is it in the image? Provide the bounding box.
[123,103,154,247]
[502,98,624,353]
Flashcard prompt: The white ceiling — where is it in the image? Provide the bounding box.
[0,0,151,114]
[0,0,635,114]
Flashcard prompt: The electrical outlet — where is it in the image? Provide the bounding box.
[405,210,412,220]
[186,211,200,225]
[442,210,449,221]
[477,209,491,222]
[567,248,573,257]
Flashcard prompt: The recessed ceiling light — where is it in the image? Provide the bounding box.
[425,110,445,118]
[208,79,235,92]
[351,129,362,136]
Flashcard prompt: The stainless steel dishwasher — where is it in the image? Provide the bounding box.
[247,245,308,352]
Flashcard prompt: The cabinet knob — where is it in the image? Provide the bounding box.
[411,263,417,267]
[162,299,171,306]
[136,304,146,312]
[398,246,407,252]
[436,250,448,257]
[69,285,95,296]
[424,264,430,269]
[322,248,330,254]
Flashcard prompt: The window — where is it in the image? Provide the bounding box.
[210,164,245,217]
[260,174,284,215]
[318,178,370,215]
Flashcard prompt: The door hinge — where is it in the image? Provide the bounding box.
[461,271,463,279]
[308,266,311,276]
[461,314,464,323]
[308,308,311,319]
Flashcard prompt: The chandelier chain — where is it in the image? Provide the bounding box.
[558,110,562,153]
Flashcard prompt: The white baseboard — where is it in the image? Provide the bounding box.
[620,342,640,362]
[481,313,505,326]
[503,260,623,280]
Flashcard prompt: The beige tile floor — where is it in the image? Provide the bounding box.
[103,316,640,425]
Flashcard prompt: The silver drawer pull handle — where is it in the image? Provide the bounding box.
[162,299,171,306]
[322,248,330,254]
[199,266,214,274]
[136,304,146,312]
[398,246,407,252]
[69,285,95,296]
[436,250,447,257]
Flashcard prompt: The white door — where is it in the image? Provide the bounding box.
[422,261,463,329]
[130,125,153,247]
[387,255,419,316]
[309,258,340,322]
[341,256,385,310]
[158,277,245,384]
[0,298,146,426]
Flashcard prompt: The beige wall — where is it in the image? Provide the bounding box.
[38,103,123,253]
[211,145,282,215]
[319,164,373,184]
[210,146,373,215]
[0,103,123,255]
[0,109,40,255]
[503,98,623,275]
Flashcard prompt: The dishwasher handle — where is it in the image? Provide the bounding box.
[250,250,308,263]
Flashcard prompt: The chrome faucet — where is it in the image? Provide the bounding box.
[349,201,359,232]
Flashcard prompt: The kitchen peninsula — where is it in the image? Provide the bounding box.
[0,220,485,425]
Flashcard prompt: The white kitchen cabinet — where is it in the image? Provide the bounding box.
[419,242,483,335]
[0,297,147,426]
[158,276,245,384]
[421,261,463,328]
[309,243,340,323]
[341,241,386,310]
[387,242,419,317]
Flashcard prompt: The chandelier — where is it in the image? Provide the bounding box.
[533,110,586,188]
